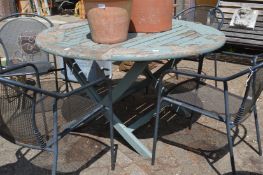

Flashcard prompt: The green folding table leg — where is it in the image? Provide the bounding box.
[65,58,152,157]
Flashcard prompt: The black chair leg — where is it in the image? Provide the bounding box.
[52,100,58,175]
[253,107,262,156]
[152,98,162,165]
[110,116,115,170]
[52,142,58,175]
[188,111,194,130]
[196,55,204,89]
[214,54,218,87]
[197,55,204,75]
[225,122,236,175]
[108,81,116,170]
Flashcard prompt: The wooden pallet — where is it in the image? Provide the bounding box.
[79,0,86,19]
[31,0,50,16]
[17,0,33,13]
[218,0,263,49]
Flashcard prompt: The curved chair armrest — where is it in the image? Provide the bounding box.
[0,63,41,86]
[174,5,224,30]
[175,5,218,18]
[0,13,54,27]
[0,73,108,99]
[158,61,263,85]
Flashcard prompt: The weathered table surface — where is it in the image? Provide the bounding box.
[36,20,226,158]
[36,20,225,62]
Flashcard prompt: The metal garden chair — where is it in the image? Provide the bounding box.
[152,61,263,175]
[0,63,115,174]
[173,5,224,82]
[0,13,64,89]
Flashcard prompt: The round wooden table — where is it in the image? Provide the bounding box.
[36,20,226,158]
[36,20,225,62]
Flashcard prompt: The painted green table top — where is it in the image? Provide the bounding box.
[36,20,226,61]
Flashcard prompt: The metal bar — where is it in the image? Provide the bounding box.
[108,79,115,170]
[252,56,262,156]
[51,99,58,175]
[62,57,69,92]
[152,82,163,165]
[223,82,236,175]
[214,53,218,87]
[253,106,262,156]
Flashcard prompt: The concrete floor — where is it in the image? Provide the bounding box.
[0,15,262,175]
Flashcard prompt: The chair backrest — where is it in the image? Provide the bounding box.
[233,64,263,124]
[0,14,53,66]
[217,0,263,49]
[0,81,48,148]
[174,5,224,30]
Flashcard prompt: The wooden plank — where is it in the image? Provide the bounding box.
[221,13,263,21]
[226,37,263,46]
[219,1,263,9]
[219,8,263,15]
[223,18,263,26]
[223,19,263,27]
[218,0,263,49]
[224,31,263,40]
[221,25,263,33]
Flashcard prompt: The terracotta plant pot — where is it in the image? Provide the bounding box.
[85,0,132,44]
[129,0,174,33]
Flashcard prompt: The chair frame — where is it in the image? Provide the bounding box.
[0,13,68,91]
[173,5,225,82]
[175,5,225,30]
[0,63,115,174]
[152,61,263,175]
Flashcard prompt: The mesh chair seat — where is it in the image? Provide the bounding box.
[61,94,100,123]
[166,79,251,125]
[0,83,46,146]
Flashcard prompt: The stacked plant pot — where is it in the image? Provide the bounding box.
[129,0,174,33]
[85,0,132,44]
[85,0,174,44]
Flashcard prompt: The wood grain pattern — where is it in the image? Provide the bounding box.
[36,20,225,62]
